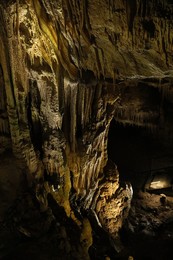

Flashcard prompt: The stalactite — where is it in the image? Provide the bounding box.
[64,0,73,28]
[80,0,92,45]
[15,0,20,40]
[83,87,91,126]
[0,118,9,134]
[126,0,137,34]
[63,0,81,46]
[0,63,10,139]
[108,0,115,14]
[94,47,106,80]
[80,0,85,33]
[69,83,78,152]
[32,0,78,80]
[0,38,19,154]
[78,84,85,129]
[114,102,160,130]
[63,0,92,48]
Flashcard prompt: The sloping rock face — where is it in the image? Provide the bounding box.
[0,0,173,258]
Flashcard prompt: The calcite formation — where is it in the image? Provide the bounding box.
[0,0,173,258]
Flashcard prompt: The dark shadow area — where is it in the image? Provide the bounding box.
[108,119,173,188]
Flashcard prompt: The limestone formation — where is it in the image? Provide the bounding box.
[0,0,173,259]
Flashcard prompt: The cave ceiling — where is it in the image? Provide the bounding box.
[0,0,173,259]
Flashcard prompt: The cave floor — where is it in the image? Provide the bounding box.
[117,190,173,260]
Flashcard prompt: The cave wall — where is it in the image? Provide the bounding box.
[1,0,173,258]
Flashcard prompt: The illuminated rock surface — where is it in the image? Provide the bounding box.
[0,0,173,259]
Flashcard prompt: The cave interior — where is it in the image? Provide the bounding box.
[1,0,173,259]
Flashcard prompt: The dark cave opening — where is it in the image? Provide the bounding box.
[107,119,173,260]
[108,119,173,189]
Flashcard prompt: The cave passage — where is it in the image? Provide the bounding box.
[108,119,173,260]
[108,119,173,190]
